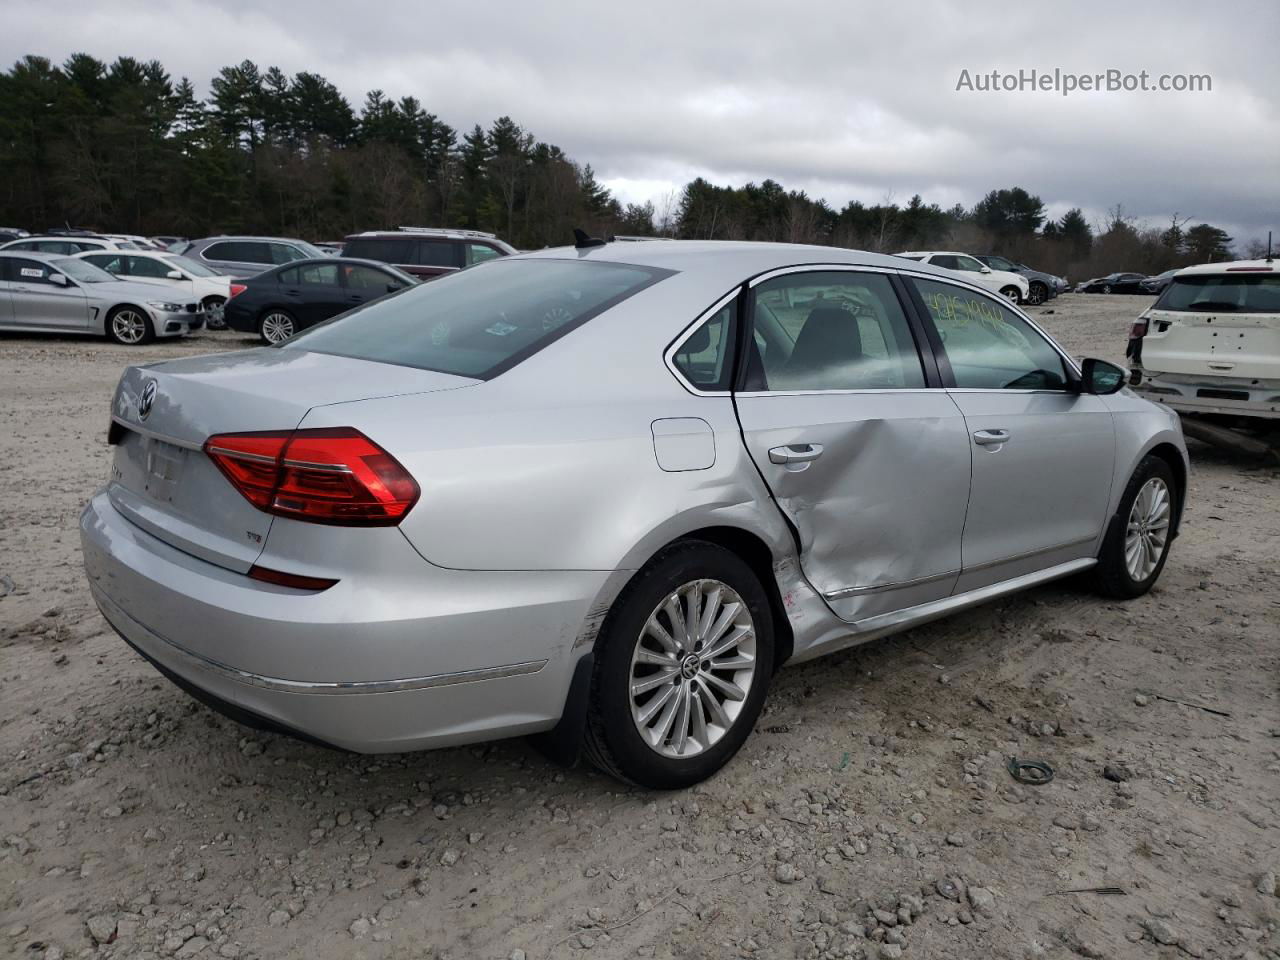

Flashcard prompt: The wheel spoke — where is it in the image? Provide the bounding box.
[708,652,755,670]
[683,582,702,647]
[689,685,709,748]
[696,585,722,641]
[701,670,746,702]
[644,616,678,654]
[637,682,677,726]
[696,678,731,729]
[671,685,692,755]
[702,601,742,649]
[703,624,751,662]
[634,647,677,668]
[632,668,678,697]
[663,595,690,648]
[649,686,683,746]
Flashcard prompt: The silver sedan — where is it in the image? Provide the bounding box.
[0,252,200,344]
[80,241,1188,787]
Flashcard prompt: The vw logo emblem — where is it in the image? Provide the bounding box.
[138,380,158,420]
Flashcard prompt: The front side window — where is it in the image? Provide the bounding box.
[671,301,737,391]
[983,256,1017,271]
[953,255,986,272]
[912,277,1067,390]
[465,243,503,266]
[127,256,172,278]
[84,254,124,274]
[269,243,306,265]
[166,255,216,278]
[51,258,114,283]
[8,258,56,284]
[286,259,670,378]
[747,271,926,391]
[1155,274,1280,313]
[342,264,396,290]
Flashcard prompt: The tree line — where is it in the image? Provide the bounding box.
[0,54,1257,280]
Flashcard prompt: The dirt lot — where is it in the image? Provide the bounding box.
[2,295,1278,960]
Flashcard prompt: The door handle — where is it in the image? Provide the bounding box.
[972,429,1010,446]
[768,443,824,464]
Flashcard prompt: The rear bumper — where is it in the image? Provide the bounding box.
[1130,369,1280,420]
[80,491,606,752]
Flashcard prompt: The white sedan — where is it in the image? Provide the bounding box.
[75,250,235,327]
[895,251,1030,304]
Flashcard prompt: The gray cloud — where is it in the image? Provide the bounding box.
[5,0,1278,240]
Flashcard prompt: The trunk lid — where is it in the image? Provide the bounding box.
[106,347,477,571]
[1143,308,1280,380]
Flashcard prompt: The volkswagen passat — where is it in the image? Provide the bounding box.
[81,241,1188,787]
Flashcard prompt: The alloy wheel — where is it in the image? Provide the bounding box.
[628,579,757,759]
[1124,477,1171,581]
[1027,284,1046,305]
[261,313,295,344]
[1001,287,1021,304]
[112,309,148,344]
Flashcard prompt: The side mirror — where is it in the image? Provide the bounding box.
[49,273,68,286]
[979,266,992,274]
[1080,357,1126,395]
[386,282,402,293]
[166,270,184,280]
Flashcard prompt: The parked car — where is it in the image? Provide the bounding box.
[342,227,516,280]
[894,250,1029,303]
[1078,272,1148,294]
[974,255,1062,305]
[1140,269,1182,295]
[151,236,188,250]
[314,241,346,256]
[181,236,329,278]
[1128,259,1280,419]
[101,234,162,251]
[81,240,1188,788]
[0,227,29,243]
[0,251,201,344]
[223,257,418,344]
[75,250,236,328]
[0,235,134,255]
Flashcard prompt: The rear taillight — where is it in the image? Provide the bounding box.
[203,427,419,525]
[1129,319,1149,338]
[228,283,247,298]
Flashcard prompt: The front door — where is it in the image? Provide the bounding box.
[906,275,1116,591]
[733,269,973,622]
[8,258,89,330]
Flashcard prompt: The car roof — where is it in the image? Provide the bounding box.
[1174,259,1278,276]
[514,240,967,285]
[894,250,970,258]
[0,250,69,261]
[190,236,314,245]
[273,257,401,269]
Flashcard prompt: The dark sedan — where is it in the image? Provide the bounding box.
[1078,272,1148,294]
[224,258,418,344]
[1139,268,1181,294]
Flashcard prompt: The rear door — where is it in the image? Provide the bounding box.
[0,258,15,326]
[290,260,344,326]
[732,267,972,622]
[905,275,1115,591]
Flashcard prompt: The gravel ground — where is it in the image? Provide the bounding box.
[2,295,1278,960]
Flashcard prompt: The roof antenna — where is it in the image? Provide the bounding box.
[573,228,607,249]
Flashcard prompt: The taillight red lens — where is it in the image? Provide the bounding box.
[203,428,419,525]
[228,283,247,298]
[1129,319,1149,338]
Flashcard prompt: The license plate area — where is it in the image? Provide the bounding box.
[144,439,187,503]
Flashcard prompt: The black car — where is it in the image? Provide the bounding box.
[223,257,418,344]
[1079,272,1148,294]
[1139,269,1181,295]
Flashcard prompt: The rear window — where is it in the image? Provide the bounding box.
[284,259,671,379]
[1155,274,1280,313]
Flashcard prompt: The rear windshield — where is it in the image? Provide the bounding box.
[1155,273,1280,313]
[284,258,672,378]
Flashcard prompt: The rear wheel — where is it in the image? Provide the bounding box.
[583,541,774,789]
[999,286,1022,304]
[105,305,154,346]
[258,310,296,345]
[1093,455,1177,598]
[201,296,227,329]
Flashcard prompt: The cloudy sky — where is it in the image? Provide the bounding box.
[6,0,1279,242]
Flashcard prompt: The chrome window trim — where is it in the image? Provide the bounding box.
[110,415,204,452]
[746,263,899,287]
[663,288,743,396]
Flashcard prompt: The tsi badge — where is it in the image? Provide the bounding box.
[138,379,158,421]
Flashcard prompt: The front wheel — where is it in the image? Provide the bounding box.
[258,310,296,345]
[583,541,775,788]
[999,286,1022,304]
[1102,284,1114,294]
[1026,282,1048,305]
[1092,455,1177,599]
[106,305,154,346]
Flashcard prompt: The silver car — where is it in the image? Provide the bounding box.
[179,236,328,278]
[80,241,1188,787]
[1,252,201,344]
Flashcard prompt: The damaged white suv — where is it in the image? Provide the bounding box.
[1128,260,1280,419]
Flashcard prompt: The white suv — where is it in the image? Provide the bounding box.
[896,251,1030,304]
[1128,259,1280,419]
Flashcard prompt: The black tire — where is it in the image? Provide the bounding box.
[1027,282,1048,305]
[257,309,296,345]
[105,305,155,346]
[1092,455,1177,599]
[583,540,775,789]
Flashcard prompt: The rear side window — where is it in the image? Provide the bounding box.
[671,301,738,391]
[204,241,267,263]
[465,243,503,266]
[343,237,414,263]
[127,256,172,278]
[297,262,339,285]
[1156,274,1280,313]
[285,259,671,378]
